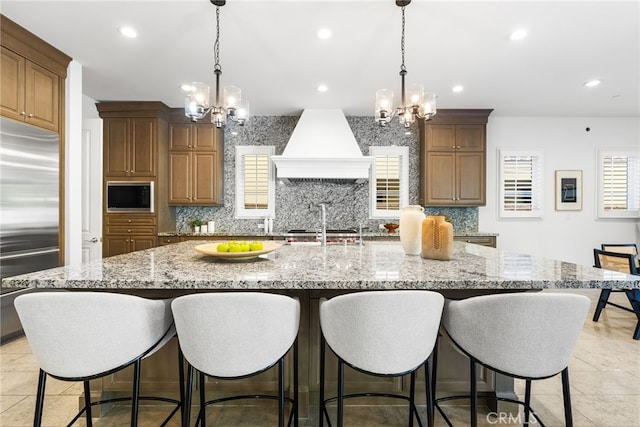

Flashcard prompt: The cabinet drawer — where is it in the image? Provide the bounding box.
[105,226,156,235]
[454,236,496,248]
[106,216,156,226]
[159,236,183,245]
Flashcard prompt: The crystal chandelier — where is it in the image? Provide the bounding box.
[184,0,249,127]
[375,0,436,127]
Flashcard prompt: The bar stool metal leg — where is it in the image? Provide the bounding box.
[183,364,194,427]
[83,379,93,427]
[131,359,141,427]
[524,380,532,426]
[409,371,416,427]
[319,335,326,427]
[293,337,299,427]
[470,358,477,427]
[561,368,574,427]
[34,370,46,427]
[337,361,345,427]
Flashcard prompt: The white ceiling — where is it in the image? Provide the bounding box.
[2,0,639,117]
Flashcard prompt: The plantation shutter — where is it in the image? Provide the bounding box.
[375,155,401,210]
[499,150,543,217]
[243,154,269,209]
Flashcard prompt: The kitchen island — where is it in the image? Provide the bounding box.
[4,241,638,421]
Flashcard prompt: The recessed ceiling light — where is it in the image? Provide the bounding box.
[452,85,464,93]
[509,29,527,41]
[180,83,193,92]
[584,79,601,88]
[317,84,328,93]
[119,26,137,38]
[317,28,332,40]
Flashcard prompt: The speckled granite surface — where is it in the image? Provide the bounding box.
[4,241,636,291]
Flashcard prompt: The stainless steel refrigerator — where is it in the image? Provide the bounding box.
[0,117,60,342]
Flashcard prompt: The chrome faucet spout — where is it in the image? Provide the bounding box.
[320,203,327,247]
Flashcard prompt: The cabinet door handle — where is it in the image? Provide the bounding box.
[27,113,34,118]
[128,220,132,223]
[127,229,131,232]
[20,111,26,116]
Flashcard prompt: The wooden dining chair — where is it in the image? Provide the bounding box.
[593,247,640,340]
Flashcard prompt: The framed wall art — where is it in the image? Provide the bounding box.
[555,170,582,211]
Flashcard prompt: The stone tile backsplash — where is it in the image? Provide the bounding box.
[175,115,478,234]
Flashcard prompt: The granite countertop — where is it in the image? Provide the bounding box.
[158,231,499,238]
[3,241,636,291]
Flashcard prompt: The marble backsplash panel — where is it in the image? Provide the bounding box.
[175,115,478,234]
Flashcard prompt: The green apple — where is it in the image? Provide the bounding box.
[228,245,243,252]
[249,242,263,251]
[216,243,230,253]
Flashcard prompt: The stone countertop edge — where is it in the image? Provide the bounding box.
[4,241,637,291]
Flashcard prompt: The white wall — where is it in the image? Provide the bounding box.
[64,60,83,266]
[480,116,640,266]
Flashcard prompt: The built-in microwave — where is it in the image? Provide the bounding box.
[106,181,154,213]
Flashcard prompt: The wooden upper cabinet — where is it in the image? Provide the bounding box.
[169,123,217,151]
[419,109,492,207]
[0,45,63,133]
[104,117,156,177]
[0,16,70,133]
[425,124,485,152]
[1,46,25,121]
[168,121,222,206]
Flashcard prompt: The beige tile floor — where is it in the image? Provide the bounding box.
[1,289,639,426]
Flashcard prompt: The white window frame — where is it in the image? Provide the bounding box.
[369,146,409,219]
[235,146,275,219]
[597,149,640,219]
[498,149,544,218]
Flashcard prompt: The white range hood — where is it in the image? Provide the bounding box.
[271,109,373,183]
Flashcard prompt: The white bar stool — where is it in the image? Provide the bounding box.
[319,290,444,427]
[14,291,182,427]
[171,292,300,427]
[437,292,590,427]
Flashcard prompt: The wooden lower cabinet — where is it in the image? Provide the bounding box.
[103,235,156,257]
[103,215,157,257]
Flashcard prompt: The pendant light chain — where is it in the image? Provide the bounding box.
[400,6,406,73]
[214,6,221,72]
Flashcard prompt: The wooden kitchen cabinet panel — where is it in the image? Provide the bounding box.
[104,117,156,177]
[420,111,492,206]
[423,151,485,206]
[456,152,485,205]
[169,122,223,206]
[169,123,217,151]
[425,124,485,152]
[0,46,61,132]
[168,150,222,205]
[169,152,191,204]
[103,234,156,257]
